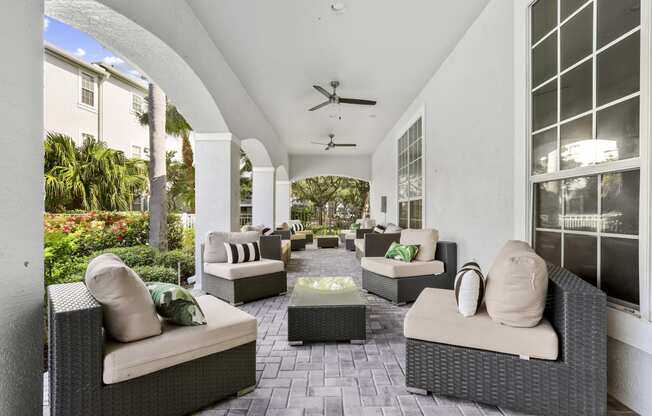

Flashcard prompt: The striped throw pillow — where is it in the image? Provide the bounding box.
[454,262,486,317]
[261,227,274,236]
[374,224,386,233]
[291,222,304,232]
[223,242,261,264]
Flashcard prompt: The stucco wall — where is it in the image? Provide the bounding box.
[371,0,515,270]
[0,0,44,413]
[101,75,149,155]
[289,154,371,182]
[44,52,99,142]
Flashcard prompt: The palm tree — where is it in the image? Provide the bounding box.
[144,83,168,249]
[44,132,147,212]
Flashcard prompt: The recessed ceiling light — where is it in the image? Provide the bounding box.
[331,3,346,12]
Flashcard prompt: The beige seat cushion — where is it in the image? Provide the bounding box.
[290,233,306,241]
[345,233,356,240]
[485,240,548,328]
[354,238,365,253]
[204,258,284,280]
[400,229,439,262]
[297,230,313,236]
[204,231,260,263]
[404,288,558,360]
[362,257,444,278]
[103,295,257,384]
[85,254,161,342]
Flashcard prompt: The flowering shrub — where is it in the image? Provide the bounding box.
[45,212,188,286]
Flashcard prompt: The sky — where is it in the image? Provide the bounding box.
[43,15,143,81]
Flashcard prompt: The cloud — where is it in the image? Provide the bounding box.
[43,17,50,31]
[75,48,86,57]
[102,56,125,66]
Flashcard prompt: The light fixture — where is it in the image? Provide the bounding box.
[331,2,346,13]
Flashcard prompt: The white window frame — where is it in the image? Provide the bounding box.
[131,93,145,114]
[395,106,426,229]
[523,0,652,350]
[78,69,97,111]
[78,130,96,143]
[131,145,142,159]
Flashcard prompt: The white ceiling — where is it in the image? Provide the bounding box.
[187,0,489,156]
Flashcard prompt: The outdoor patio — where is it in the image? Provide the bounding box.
[44,244,633,416]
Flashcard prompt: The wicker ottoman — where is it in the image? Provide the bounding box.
[345,238,355,251]
[290,234,306,251]
[288,277,366,344]
[317,235,339,248]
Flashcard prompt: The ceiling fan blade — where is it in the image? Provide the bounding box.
[339,98,377,106]
[308,101,331,111]
[313,85,332,98]
[333,143,357,147]
[311,141,329,145]
[324,146,330,151]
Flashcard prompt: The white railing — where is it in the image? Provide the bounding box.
[180,213,196,229]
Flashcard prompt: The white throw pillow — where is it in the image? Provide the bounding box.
[454,262,486,317]
[485,240,548,328]
[85,254,162,342]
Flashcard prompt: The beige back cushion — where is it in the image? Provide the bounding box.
[85,254,161,342]
[204,231,260,263]
[361,218,376,229]
[484,240,548,328]
[400,229,439,262]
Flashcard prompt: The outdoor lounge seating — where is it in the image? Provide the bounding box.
[201,231,287,305]
[404,263,607,415]
[289,219,313,244]
[360,229,457,304]
[47,282,257,416]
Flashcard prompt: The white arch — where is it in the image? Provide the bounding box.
[276,165,289,182]
[289,155,371,182]
[241,138,273,168]
[45,0,289,168]
[45,0,226,134]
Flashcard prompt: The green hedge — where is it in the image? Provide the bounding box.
[132,265,178,284]
[94,246,157,268]
[156,249,195,281]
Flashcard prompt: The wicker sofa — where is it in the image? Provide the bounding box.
[288,219,313,244]
[201,231,287,305]
[359,230,457,304]
[47,282,257,416]
[404,263,607,415]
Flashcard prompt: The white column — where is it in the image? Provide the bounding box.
[0,1,44,413]
[275,180,291,225]
[252,167,276,227]
[194,132,240,289]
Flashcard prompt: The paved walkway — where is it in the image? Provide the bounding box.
[198,245,519,416]
[43,243,635,416]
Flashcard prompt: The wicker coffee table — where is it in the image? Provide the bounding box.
[288,276,366,345]
[316,235,339,248]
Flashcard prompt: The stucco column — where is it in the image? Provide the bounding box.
[251,167,276,227]
[0,1,44,413]
[194,132,240,289]
[275,180,291,226]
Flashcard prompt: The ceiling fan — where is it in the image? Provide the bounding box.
[311,134,356,151]
[308,81,377,112]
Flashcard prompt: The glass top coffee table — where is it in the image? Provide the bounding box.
[288,276,366,345]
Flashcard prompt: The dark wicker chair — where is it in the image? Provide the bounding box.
[405,263,607,416]
[354,228,375,258]
[47,282,256,416]
[200,235,287,306]
[361,236,458,304]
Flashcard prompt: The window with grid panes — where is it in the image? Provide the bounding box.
[530,0,641,311]
[81,72,95,107]
[398,117,423,229]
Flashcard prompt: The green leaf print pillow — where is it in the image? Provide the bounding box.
[146,282,207,326]
[384,241,420,262]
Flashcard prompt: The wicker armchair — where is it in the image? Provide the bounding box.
[405,263,607,415]
[47,283,256,416]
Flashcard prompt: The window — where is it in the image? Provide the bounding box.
[143,147,149,159]
[131,145,142,159]
[398,117,423,229]
[132,94,145,114]
[80,72,96,108]
[529,0,641,311]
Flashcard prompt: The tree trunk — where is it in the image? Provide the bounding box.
[148,83,168,250]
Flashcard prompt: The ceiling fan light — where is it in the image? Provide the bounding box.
[331,3,346,12]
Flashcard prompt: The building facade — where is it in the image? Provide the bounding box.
[44,43,184,160]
